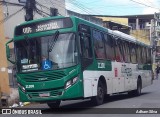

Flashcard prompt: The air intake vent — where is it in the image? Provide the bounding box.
[19,70,66,82]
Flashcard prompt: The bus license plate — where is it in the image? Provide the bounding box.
[39,93,50,97]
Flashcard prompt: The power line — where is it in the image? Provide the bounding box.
[83,0,101,4]
[0,0,66,23]
[0,7,25,24]
[35,8,49,17]
[130,0,160,10]
[67,0,97,14]
[36,0,63,16]
[87,5,146,9]
[0,1,25,24]
[49,0,63,16]
[40,0,66,10]
[0,1,24,7]
[36,8,50,16]
[36,1,50,11]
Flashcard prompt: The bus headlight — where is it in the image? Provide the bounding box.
[65,80,72,89]
[18,83,26,92]
[65,77,79,89]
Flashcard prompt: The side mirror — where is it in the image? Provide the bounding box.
[6,45,10,58]
[6,39,15,64]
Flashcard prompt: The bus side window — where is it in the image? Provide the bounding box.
[130,43,137,63]
[137,45,142,64]
[146,48,151,64]
[115,40,124,62]
[80,33,92,58]
[104,34,115,60]
[123,41,130,63]
[121,42,128,62]
[119,41,125,62]
[93,30,105,59]
[142,47,147,64]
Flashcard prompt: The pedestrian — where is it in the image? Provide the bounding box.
[156,65,160,80]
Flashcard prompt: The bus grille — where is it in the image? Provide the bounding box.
[28,89,63,98]
[20,71,66,82]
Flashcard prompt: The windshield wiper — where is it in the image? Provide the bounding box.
[48,30,59,52]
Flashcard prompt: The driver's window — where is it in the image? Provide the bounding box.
[80,34,92,58]
[78,24,92,59]
[93,30,105,59]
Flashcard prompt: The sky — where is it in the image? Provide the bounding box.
[66,0,160,16]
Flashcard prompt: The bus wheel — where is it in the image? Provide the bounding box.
[128,79,142,96]
[47,100,61,109]
[91,80,104,106]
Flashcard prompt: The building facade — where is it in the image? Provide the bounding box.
[66,10,103,26]
[96,14,154,45]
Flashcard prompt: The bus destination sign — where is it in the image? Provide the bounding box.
[22,22,60,34]
[15,18,73,36]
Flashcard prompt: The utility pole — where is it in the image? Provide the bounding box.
[154,13,160,62]
[18,0,36,21]
[25,0,35,21]
[151,12,160,76]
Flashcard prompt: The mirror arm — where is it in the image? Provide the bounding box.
[6,39,15,64]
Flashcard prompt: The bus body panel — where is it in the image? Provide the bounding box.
[19,79,82,102]
[17,65,84,102]
[83,61,152,97]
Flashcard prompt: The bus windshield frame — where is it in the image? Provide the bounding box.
[15,32,79,73]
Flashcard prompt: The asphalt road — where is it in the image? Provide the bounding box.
[1,79,160,117]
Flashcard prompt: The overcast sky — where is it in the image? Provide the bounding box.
[66,0,160,16]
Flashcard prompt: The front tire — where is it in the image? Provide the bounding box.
[91,80,105,106]
[47,100,61,109]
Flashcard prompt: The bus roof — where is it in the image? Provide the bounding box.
[109,30,150,47]
[109,30,136,42]
[15,16,151,47]
[71,16,150,47]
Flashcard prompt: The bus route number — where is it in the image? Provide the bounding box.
[98,63,105,69]
[26,85,34,89]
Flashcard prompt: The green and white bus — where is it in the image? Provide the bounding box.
[6,16,152,108]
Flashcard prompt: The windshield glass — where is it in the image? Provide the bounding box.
[15,33,78,73]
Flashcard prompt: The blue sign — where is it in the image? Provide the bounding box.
[42,59,52,70]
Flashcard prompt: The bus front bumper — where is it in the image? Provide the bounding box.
[19,80,83,102]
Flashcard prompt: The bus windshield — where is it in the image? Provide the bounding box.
[15,33,78,73]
